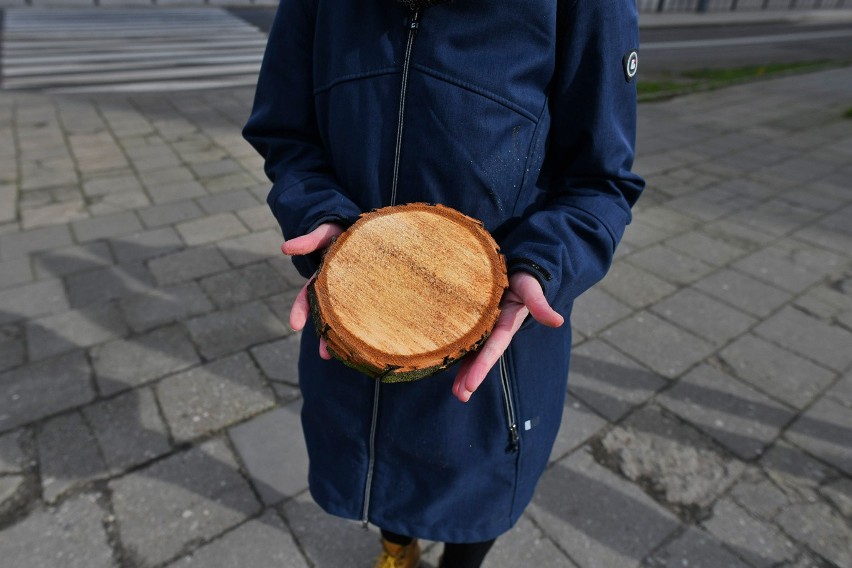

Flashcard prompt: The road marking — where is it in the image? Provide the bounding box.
[1,8,266,93]
[643,28,852,50]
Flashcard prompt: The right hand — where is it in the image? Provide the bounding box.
[281,223,344,360]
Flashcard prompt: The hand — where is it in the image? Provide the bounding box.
[282,223,344,360]
[452,272,563,403]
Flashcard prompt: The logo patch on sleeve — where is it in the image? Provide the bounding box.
[623,50,639,83]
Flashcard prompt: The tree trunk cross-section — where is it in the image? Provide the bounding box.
[308,203,508,382]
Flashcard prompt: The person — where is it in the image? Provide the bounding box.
[243,1,644,566]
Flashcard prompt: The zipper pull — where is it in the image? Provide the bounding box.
[409,10,421,31]
[508,424,520,453]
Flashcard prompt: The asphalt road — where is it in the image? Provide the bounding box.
[640,22,852,74]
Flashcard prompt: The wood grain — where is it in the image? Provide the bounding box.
[308,203,508,382]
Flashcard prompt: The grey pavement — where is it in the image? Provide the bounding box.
[1,17,852,568]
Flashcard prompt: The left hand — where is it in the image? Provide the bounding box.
[452,272,564,403]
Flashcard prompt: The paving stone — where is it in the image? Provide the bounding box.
[268,255,308,288]
[598,405,745,513]
[0,324,25,372]
[66,262,156,307]
[37,412,107,503]
[81,171,143,198]
[784,395,852,476]
[0,493,116,568]
[185,301,288,360]
[485,515,577,567]
[0,278,68,325]
[120,282,214,333]
[71,211,142,242]
[282,493,382,568]
[693,268,791,318]
[659,364,794,460]
[602,312,715,380]
[216,229,281,267]
[651,288,756,347]
[109,438,261,567]
[0,224,72,260]
[26,303,128,360]
[236,205,278,231]
[728,199,821,238]
[620,218,670,249]
[644,527,752,568]
[200,263,286,308]
[32,242,113,279]
[702,498,796,568]
[754,306,852,372]
[0,474,29,520]
[568,339,666,422]
[0,351,94,431]
[760,441,834,498]
[820,478,852,519]
[157,352,275,442]
[0,257,33,290]
[598,261,678,309]
[527,449,680,568]
[167,509,309,568]
[718,334,836,409]
[665,231,747,268]
[729,470,792,522]
[549,395,607,464]
[92,324,200,396]
[138,165,195,187]
[83,388,171,472]
[176,213,248,246]
[196,188,259,215]
[228,402,307,505]
[626,244,715,285]
[108,227,184,263]
[0,429,31,473]
[148,246,230,286]
[732,247,836,295]
[146,179,208,204]
[138,199,205,229]
[570,287,632,337]
[250,333,300,384]
[202,172,258,194]
[88,190,151,216]
[775,502,852,568]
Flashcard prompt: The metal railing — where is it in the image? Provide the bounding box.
[639,0,848,11]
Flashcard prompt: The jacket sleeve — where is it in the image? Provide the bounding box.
[242,0,362,278]
[499,0,644,313]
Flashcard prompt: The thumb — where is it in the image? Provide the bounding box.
[281,223,344,256]
[510,273,564,328]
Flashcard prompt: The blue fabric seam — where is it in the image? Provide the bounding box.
[313,67,401,95]
[412,63,539,122]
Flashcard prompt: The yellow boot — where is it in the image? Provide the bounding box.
[374,537,421,568]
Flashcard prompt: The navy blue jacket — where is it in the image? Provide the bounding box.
[244,0,643,543]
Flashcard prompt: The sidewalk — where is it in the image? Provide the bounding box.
[0,42,850,568]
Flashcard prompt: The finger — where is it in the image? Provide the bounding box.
[281,223,344,256]
[452,303,529,402]
[319,337,332,360]
[289,279,312,331]
[512,274,564,328]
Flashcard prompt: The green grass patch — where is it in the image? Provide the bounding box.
[638,60,844,102]
[844,107,852,119]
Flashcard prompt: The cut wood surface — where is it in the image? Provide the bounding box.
[308,203,508,382]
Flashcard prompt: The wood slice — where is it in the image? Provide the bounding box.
[308,203,508,382]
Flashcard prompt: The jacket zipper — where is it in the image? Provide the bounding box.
[362,9,422,528]
[499,355,520,452]
[361,377,381,527]
[389,9,421,206]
